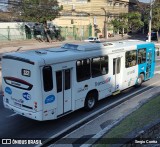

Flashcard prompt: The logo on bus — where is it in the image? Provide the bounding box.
[45,95,55,104]
[23,92,31,100]
[127,70,135,75]
[95,77,111,87]
[5,87,12,95]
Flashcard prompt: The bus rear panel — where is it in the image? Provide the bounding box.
[2,55,43,121]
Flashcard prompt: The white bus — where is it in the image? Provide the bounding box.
[2,40,155,121]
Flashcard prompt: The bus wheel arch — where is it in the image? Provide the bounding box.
[84,89,98,111]
[136,73,144,87]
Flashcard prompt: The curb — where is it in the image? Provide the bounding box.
[119,93,160,145]
[79,88,160,147]
[124,119,160,145]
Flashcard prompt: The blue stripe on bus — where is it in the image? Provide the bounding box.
[137,43,155,81]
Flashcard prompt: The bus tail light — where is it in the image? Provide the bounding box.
[34,102,37,108]
[2,91,4,96]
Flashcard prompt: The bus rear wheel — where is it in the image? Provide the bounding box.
[85,93,97,111]
[136,74,144,87]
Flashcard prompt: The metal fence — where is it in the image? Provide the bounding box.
[0,24,92,41]
[0,26,26,41]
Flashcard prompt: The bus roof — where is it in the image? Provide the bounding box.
[2,40,154,66]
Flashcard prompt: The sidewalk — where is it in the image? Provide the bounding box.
[47,77,160,147]
[0,34,129,54]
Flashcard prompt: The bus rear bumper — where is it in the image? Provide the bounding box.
[4,102,43,121]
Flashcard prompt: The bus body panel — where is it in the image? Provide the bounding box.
[42,61,74,120]
[2,41,156,121]
[2,58,43,120]
[137,43,155,80]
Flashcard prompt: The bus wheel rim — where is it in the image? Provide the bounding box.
[88,98,95,108]
[138,77,141,84]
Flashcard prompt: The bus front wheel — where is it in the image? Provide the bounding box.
[136,74,144,87]
[84,93,97,111]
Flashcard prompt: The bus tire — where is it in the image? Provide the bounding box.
[84,92,97,111]
[135,74,144,87]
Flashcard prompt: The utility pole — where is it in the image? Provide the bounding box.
[101,7,108,40]
[148,0,152,42]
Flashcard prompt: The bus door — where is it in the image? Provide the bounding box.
[113,57,121,92]
[146,50,153,79]
[56,69,72,116]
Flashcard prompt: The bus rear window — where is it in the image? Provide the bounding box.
[43,66,53,92]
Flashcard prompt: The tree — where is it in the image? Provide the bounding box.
[0,12,12,22]
[152,1,160,41]
[135,0,160,41]
[10,0,62,42]
[110,15,127,36]
[127,12,144,33]
[110,12,143,35]
[110,19,121,35]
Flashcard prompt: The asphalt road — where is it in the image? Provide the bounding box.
[0,78,160,139]
[0,60,160,145]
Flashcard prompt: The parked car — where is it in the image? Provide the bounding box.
[84,37,100,42]
[146,32,158,41]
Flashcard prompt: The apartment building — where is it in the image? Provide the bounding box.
[54,0,135,37]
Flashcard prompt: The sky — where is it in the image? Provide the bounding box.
[138,0,153,3]
[0,0,154,11]
[0,0,8,11]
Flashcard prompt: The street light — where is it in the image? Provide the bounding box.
[101,7,108,40]
[148,0,152,42]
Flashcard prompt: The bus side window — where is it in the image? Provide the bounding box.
[76,59,90,82]
[156,47,160,56]
[138,48,146,64]
[92,57,101,77]
[92,56,109,77]
[125,50,137,68]
[101,56,109,75]
[43,66,53,92]
[65,69,70,90]
[113,57,121,75]
[56,71,62,93]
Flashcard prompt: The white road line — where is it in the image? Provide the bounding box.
[41,80,160,147]
[7,113,17,118]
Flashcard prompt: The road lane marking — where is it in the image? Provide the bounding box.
[7,113,17,118]
[40,80,160,147]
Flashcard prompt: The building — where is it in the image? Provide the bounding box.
[7,0,137,40]
[53,0,136,38]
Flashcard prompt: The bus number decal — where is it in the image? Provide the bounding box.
[22,69,31,77]
[45,95,55,104]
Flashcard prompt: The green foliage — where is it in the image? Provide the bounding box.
[95,95,160,146]
[110,12,143,33]
[152,2,160,31]
[11,0,62,23]
[127,12,144,32]
[137,0,160,32]
[110,19,121,33]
